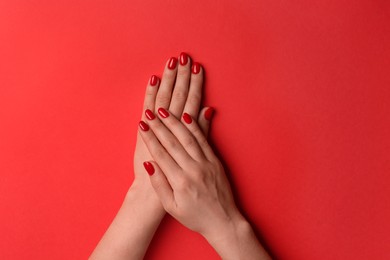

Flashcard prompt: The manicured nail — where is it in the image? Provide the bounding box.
[204,107,214,120]
[145,109,156,120]
[150,75,158,86]
[182,113,192,124]
[143,162,155,176]
[192,62,201,74]
[180,52,189,66]
[139,121,149,131]
[158,107,170,118]
[168,57,178,70]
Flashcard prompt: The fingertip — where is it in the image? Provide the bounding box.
[179,52,190,66]
[182,112,193,124]
[143,161,155,176]
[149,75,159,87]
[191,62,202,74]
[204,107,214,121]
[198,106,214,136]
[167,57,178,70]
[143,160,175,210]
[139,120,150,131]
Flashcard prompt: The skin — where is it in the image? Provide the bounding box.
[139,110,271,260]
[91,54,271,259]
[90,54,211,260]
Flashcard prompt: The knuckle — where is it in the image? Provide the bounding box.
[198,137,209,149]
[172,90,188,102]
[145,87,155,98]
[162,70,176,81]
[176,176,190,191]
[165,116,180,129]
[187,95,200,106]
[165,138,178,150]
[192,173,207,186]
[156,95,171,106]
[153,147,166,159]
[191,125,202,137]
[182,136,197,149]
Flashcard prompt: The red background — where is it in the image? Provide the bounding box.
[1,0,389,259]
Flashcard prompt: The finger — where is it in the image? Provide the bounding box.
[142,75,160,119]
[169,52,191,118]
[155,57,178,111]
[144,109,195,165]
[181,112,216,161]
[138,120,181,183]
[183,62,203,119]
[143,161,176,212]
[198,107,214,137]
[155,107,206,162]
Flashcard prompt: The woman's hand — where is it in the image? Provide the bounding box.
[139,110,271,260]
[133,54,210,194]
[91,54,214,260]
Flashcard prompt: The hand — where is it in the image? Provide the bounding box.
[133,53,211,193]
[139,107,242,238]
[139,109,271,260]
[91,54,215,260]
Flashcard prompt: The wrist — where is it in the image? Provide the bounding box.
[203,212,270,260]
[125,178,165,217]
[203,211,249,247]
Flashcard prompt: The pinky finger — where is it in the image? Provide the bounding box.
[198,107,214,137]
[143,161,176,212]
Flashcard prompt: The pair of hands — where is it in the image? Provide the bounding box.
[133,53,241,241]
[91,53,271,260]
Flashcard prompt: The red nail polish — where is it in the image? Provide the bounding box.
[168,57,178,70]
[158,107,170,118]
[192,62,201,74]
[145,109,156,120]
[143,162,155,176]
[204,107,214,120]
[139,121,149,131]
[150,75,158,86]
[180,52,189,66]
[182,113,192,124]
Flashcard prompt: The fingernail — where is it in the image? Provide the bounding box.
[182,113,192,124]
[150,75,158,86]
[180,52,189,66]
[158,107,170,118]
[143,162,155,176]
[168,57,178,70]
[145,109,156,120]
[192,62,201,74]
[204,107,214,120]
[139,121,149,131]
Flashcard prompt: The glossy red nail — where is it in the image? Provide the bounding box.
[180,52,189,66]
[182,113,192,124]
[139,121,149,131]
[150,75,158,86]
[145,109,156,120]
[168,57,178,70]
[192,62,201,74]
[204,107,214,120]
[143,162,155,176]
[158,107,170,118]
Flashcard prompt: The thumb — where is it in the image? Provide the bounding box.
[143,161,175,212]
[198,107,214,137]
